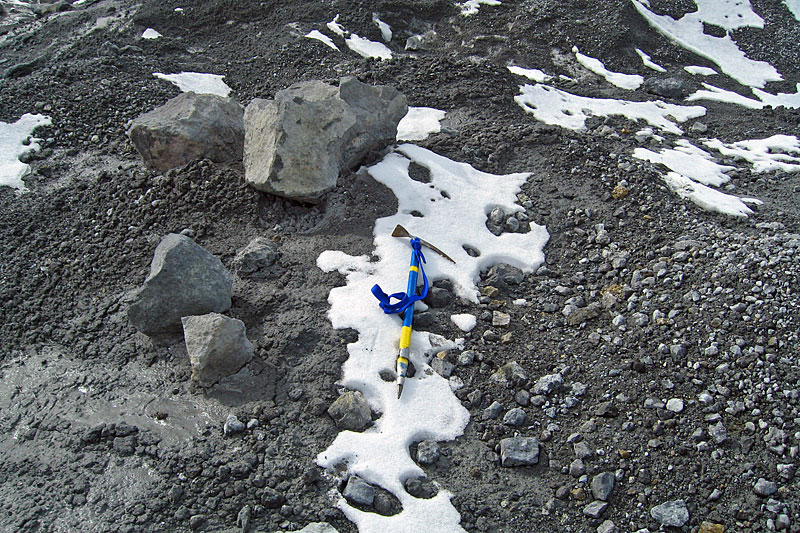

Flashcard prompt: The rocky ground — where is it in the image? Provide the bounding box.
[0,0,799,532]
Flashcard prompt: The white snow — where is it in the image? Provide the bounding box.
[631,0,782,88]
[784,0,800,20]
[327,15,347,37]
[141,28,162,39]
[662,171,761,217]
[507,65,551,83]
[459,0,501,16]
[0,113,51,192]
[684,65,717,76]
[397,107,446,141]
[514,83,706,134]
[316,144,548,532]
[703,135,800,173]
[345,34,392,60]
[633,140,734,186]
[572,46,643,90]
[305,30,339,51]
[686,83,765,109]
[450,314,477,332]
[752,83,800,109]
[373,14,392,42]
[152,72,232,97]
[635,48,666,72]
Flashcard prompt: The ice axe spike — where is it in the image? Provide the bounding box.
[391,225,456,264]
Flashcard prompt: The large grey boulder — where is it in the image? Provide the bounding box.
[243,76,407,203]
[128,92,244,171]
[182,313,254,387]
[127,234,233,338]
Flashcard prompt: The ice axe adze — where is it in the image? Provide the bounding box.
[371,225,456,398]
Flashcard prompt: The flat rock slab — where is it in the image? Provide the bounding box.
[183,313,254,387]
[650,499,690,527]
[127,233,233,338]
[243,76,407,203]
[128,92,244,171]
[500,437,540,467]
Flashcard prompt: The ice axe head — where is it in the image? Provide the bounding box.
[391,225,456,264]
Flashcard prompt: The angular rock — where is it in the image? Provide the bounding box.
[128,92,244,171]
[500,437,540,467]
[591,472,616,501]
[597,520,617,533]
[127,234,233,338]
[486,264,524,288]
[489,361,528,387]
[327,390,372,430]
[232,237,279,278]
[650,499,689,527]
[583,500,608,518]
[753,478,777,497]
[503,407,527,427]
[343,475,374,506]
[223,414,245,435]
[430,357,455,378]
[532,373,563,396]
[417,440,441,465]
[182,313,254,386]
[643,77,692,99]
[243,76,407,203]
[281,523,340,533]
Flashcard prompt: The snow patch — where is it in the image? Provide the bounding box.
[635,48,666,72]
[633,140,734,186]
[0,113,51,192]
[305,30,339,51]
[327,15,347,37]
[663,172,760,217]
[514,83,706,134]
[703,135,800,173]
[141,28,162,39]
[397,107,446,141]
[686,83,765,109]
[507,65,551,83]
[459,0,501,16]
[684,65,717,76]
[152,72,232,97]
[784,0,800,20]
[572,46,643,90]
[316,144,548,532]
[345,34,392,60]
[752,83,800,109]
[450,314,477,332]
[631,0,781,88]
[373,14,392,42]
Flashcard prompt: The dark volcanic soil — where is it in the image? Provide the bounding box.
[1,1,799,532]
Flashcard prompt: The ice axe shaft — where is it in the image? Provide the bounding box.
[391,225,456,264]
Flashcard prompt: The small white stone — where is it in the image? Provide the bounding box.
[666,398,684,413]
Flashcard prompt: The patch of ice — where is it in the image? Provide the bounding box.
[317,144,548,532]
[633,140,734,186]
[141,28,162,39]
[397,107,446,141]
[450,314,477,332]
[153,72,232,97]
[512,298,527,306]
[684,65,717,76]
[703,135,800,173]
[752,83,800,109]
[373,14,392,42]
[327,14,347,37]
[784,0,800,20]
[0,113,51,192]
[686,83,764,109]
[663,171,760,217]
[573,46,643,90]
[631,0,781,88]
[635,48,666,72]
[459,0,501,16]
[345,34,392,60]
[514,83,706,134]
[305,30,339,51]
[174,7,184,13]
[507,65,551,83]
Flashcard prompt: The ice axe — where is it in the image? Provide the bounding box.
[371,225,456,398]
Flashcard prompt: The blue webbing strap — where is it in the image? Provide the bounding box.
[371,238,429,315]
